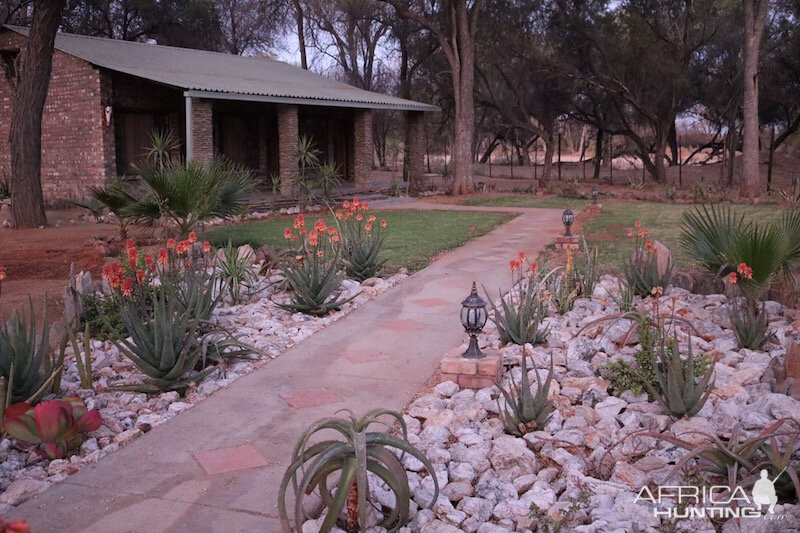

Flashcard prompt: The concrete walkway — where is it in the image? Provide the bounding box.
[11,202,564,532]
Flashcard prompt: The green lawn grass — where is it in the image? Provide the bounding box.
[583,201,790,270]
[463,195,591,210]
[204,210,516,272]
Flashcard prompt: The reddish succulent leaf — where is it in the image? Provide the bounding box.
[75,408,102,433]
[0,518,32,533]
[39,441,65,460]
[32,400,72,442]
[2,404,39,443]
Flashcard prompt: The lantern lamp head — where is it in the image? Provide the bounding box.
[591,187,599,204]
[460,281,487,358]
[562,209,574,237]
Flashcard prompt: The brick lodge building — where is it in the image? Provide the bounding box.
[0,25,435,204]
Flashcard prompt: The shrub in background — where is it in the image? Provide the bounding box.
[680,205,800,349]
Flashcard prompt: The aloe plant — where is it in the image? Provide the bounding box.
[728,298,776,349]
[3,395,101,459]
[280,216,357,316]
[645,420,788,483]
[546,268,580,314]
[0,300,62,405]
[497,349,555,436]
[62,321,94,390]
[645,332,714,418]
[215,240,257,305]
[278,409,438,532]
[114,282,251,392]
[486,277,549,346]
[339,205,388,282]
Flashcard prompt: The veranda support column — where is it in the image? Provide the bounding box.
[277,105,299,195]
[352,109,373,191]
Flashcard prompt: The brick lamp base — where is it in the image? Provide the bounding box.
[585,203,603,214]
[555,235,581,250]
[439,348,501,389]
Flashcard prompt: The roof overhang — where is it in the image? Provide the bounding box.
[183,89,439,112]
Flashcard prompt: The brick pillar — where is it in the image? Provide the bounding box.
[351,109,373,190]
[191,99,214,163]
[278,105,298,195]
[406,111,425,196]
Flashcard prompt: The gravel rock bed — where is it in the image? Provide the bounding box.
[0,269,406,512]
[382,276,800,532]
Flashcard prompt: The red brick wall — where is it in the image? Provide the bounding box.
[0,31,110,205]
[191,98,214,163]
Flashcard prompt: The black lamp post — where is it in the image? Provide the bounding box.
[562,209,574,237]
[591,187,599,205]
[461,282,487,358]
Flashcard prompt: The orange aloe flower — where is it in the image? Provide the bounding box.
[726,272,738,284]
[157,248,168,265]
[187,232,197,244]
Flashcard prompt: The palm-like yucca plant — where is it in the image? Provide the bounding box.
[130,159,255,236]
[73,178,139,239]
[645,332,714,418]
[278,409,438,533]
[0,300,62,406]
[497,349,555,436]
[144,129,180,170]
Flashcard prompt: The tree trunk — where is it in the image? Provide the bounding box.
[10,0,65,229]
[727,114,737,185]
[668,120,679,165]
[740,0,768,197]
[541,133,554,184]
[593,129,603,180]
[293,0,308,70]
[451,68,475,194]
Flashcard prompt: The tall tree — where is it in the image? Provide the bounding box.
[305,0,390,91]
[740,0,769,196]
[9,0,65,228]
[380,0,481,195]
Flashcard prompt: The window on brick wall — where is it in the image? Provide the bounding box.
[1,51,19,81]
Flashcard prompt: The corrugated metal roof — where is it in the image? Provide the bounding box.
[3,25,437,112]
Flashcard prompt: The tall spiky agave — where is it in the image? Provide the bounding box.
[497,349,555,436]
[278,249,357,316]
[646,332,714,418]
[485,276,549,346]
[113,280,252,392]
[278,410,438,533]
[0,299,62,406]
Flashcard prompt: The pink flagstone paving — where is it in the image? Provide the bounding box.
[194,445,268,475]
[280,388,342,408]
